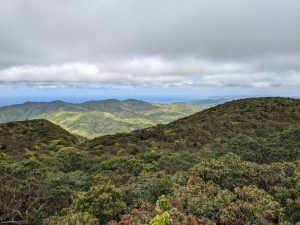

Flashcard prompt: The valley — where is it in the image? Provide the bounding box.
[0,99,206,138]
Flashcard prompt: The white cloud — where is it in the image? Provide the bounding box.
[0,56,299,88]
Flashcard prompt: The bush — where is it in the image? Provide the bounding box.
[71,184,126,223]
[43,212,98,225]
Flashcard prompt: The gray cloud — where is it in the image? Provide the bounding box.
[0,0,299,88]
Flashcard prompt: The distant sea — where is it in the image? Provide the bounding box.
[1,95,299,107]
[0,96,198,107]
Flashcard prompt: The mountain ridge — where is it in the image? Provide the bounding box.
[0,99,206,138]
[85,97,300,163]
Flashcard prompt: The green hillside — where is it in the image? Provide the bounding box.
[0,98,299,224]
[86,97,300,163]
[0,119,79,157]
[0,100,205,138]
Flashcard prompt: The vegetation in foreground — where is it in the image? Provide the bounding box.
[0,97,299,224]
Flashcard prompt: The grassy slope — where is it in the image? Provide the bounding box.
[41,103,204,138]
[0,100,205,138]
[0,101,79,122]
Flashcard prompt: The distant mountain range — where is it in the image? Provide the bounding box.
[191,98,231,105]
[0,99,206,138]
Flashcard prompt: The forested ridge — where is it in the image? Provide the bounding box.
[86,97,300,163]
[0,97,299,224]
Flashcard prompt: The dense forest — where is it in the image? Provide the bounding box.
[0,97,299,224]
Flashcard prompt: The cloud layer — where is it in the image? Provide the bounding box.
[0,0,299,89]
[1,56,299,88]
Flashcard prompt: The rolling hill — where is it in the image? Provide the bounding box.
[0,119,79,157]
[85,97,300,163]
[0,99,205,138]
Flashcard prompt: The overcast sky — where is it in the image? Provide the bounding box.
[0,0,299,102]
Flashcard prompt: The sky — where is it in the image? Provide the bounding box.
[0,0,299,105]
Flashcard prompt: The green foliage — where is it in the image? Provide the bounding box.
[271,169,300,223]
[123,172,173,205]
[170,180,231,218]
[150,212,171,225]
[56,147,92,172]
[0,119,78,157]
[0,158,71,224]
[220,185,282,225]
[0,159,50,224]
[190,153,298,191]
[43,212,98,225]
[155,195,172,212]
[70,184,126,223]
[0,156,92,225]
[170,181,282,224]
[225,127,300,163]
[100,156,146,177]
